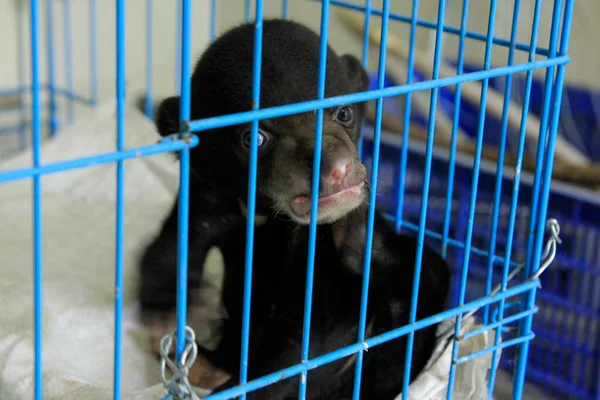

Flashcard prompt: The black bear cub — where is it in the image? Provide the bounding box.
[138,19,451,400]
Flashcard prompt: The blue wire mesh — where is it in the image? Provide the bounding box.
[0,1,595,400]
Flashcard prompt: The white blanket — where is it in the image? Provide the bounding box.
[0,100,498,399]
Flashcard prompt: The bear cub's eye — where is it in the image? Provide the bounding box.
[243,129,267,148]
[334,106,354,125]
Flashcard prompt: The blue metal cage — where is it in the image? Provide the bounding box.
[1,0,594,399]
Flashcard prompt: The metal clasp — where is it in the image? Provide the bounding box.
[160,326,201,400]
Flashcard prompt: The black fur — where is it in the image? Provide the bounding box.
[138,19,450,399]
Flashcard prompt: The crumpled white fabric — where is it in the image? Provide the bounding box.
[396,316,499,400]
[0,99,195,399]
[0,100,498,399]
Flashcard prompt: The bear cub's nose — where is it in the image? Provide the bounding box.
[322,160,352,189]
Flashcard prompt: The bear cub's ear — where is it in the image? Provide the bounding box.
[155,96,181,137]
[340,54,370,93]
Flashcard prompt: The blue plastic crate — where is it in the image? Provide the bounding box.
[368,63,600,164]
[362,70,600,399]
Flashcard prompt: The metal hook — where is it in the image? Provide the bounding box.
[159,326,201,400]
[436,218,562,345]
[530,218,562,282]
